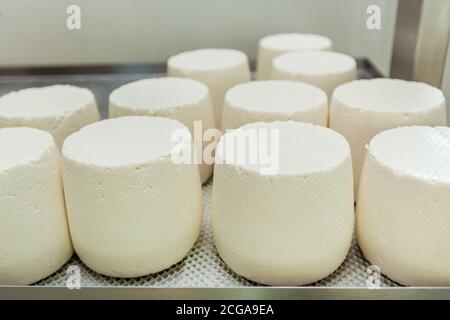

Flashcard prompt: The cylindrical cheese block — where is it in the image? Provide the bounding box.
[272,51,357,98]
[168,49,251,126]
[221,80,328,130]
[0,127,73,285]
[0,85,100,148]
[62,116,202,277]
[257,33,332,80]
[357,126,450,286]
[212,121,354,285]
[109,77,215,183]
[330,79,447,199]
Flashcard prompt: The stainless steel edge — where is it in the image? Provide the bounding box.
[413,0,450,86]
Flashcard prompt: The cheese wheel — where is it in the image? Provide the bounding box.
[0,127,73,284]
[330,79,447,199]
[212,121,354,285]
[109,77,215,183]
[272,51,357,98]
[0,85,100,148]
[257,33,332,80]
[222,80,328,130]
[62,116,202,277]
[168,49,251,126]
[357,126,450,286]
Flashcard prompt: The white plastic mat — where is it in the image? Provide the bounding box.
[36,180,400,288]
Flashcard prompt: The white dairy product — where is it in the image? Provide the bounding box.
[167,49,251,126]
[222,80,328,130]
[212,121,354,285]
[0,127,73,285]
[62,116,202,277]
[257,33,332,80]
[272,51,357,98]
[330,78,447,199]
[0,85,100,148]
[109,77,215,183]
[357,126,450,286]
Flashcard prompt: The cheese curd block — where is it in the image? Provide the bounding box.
[62,116,202,277]
[168,49,251,126]
[357,126,450,286]
[109,77,215,183]
[330,79,447,199]
[212,121,354,285]
[272,51,357,98]
[257,33,332,80]
[0,85,100,148]
[221,80,328,130]
[0,127,73,285]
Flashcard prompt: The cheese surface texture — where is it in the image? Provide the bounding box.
[109,77,215,183]
[272,51,357,98]
[357,126,450,286]
[62,116,202,277]
[0,127,73,285]
[212,121,354,285]
[257,33,332,80]
[330,79,447,198]
[167,49,251,126]
[0,85,100,148]
[222,80,328,130]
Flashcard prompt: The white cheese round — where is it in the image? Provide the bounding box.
[330,79,447,199]
[0,127,73,284]
[272,51,357,98]
[212,121,354,285]
[357,126,450,286]
[109,77,215,183]
[0,85,100,148]
[222,80,328,130]
[257,33,332,80]
[62,116,202,277]
[167,49,251,126]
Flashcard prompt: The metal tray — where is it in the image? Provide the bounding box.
[1,61,449,299]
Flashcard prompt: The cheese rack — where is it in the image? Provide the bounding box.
[1,60,450,299]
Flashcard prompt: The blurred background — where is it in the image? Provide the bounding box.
[0,0,396,73]
[0,0,449,121]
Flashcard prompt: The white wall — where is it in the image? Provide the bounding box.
[0,0,397,75]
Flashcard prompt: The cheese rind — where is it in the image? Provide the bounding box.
[272,51,357,98]
[357,126,450,286]
[257,33,332,80]
[212,121,354,285]
[167,49,251,126]
[0,127,73,285]
[109,77,215,183]
[0,85,100,148]
[62,116,202,277]
[222,80,328,130]
[330,79,447,198]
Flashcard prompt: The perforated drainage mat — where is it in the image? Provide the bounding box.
[36,180,400,288]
